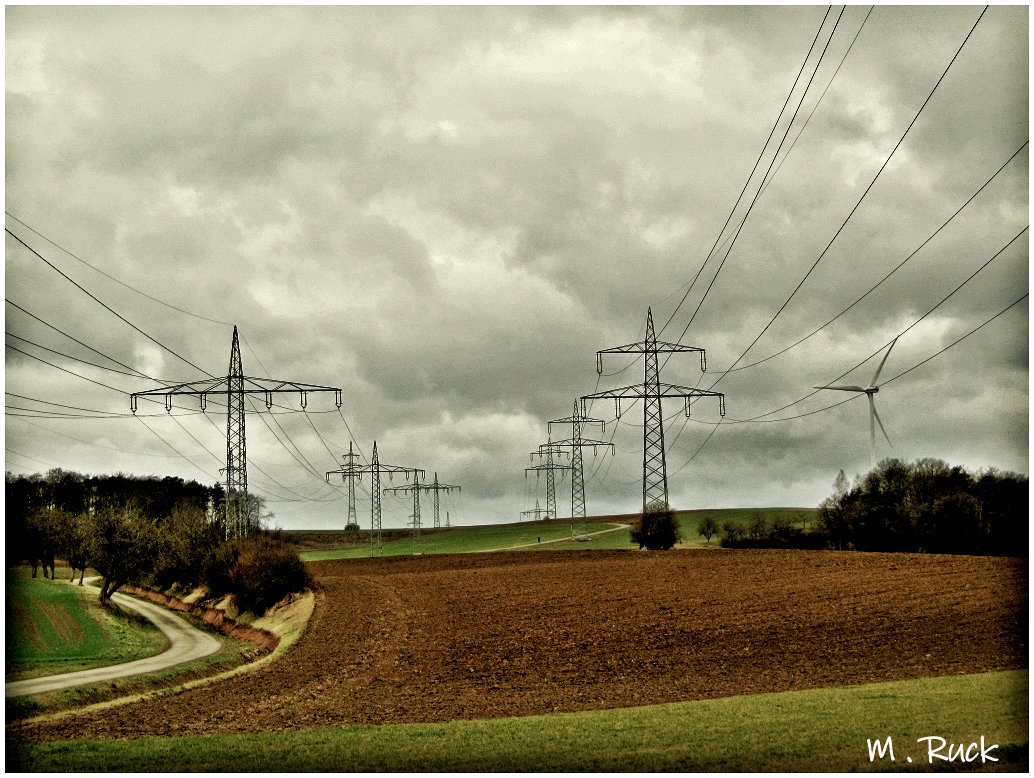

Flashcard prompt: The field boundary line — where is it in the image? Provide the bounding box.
[5,581,220,699]
[9,586,315,725]
[475,522,631,553]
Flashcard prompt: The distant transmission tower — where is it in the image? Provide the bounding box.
[581,308,725,512]
[541,401,613,539]
[131,325,341,538]
[384,471,426,552]
[328,441,364,530]
[521,499,548,522]
[427,472,460,528]
[327,441,422,555]
[526,444,571,520]
[384,471,459,552]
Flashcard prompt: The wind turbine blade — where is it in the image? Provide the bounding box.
[871,399,892,447]
[870,337,898,387]
[814,385,867,392]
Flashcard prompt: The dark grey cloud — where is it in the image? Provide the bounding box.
[5,5,1027,529]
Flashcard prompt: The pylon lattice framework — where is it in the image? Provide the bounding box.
[526,445,571,520]
[541,401,614,539]
[131,325,342,538]
[520,499,548,522]
[384,471,460,551]
[427,472,461,529]
[327,441,365,530]
[327,441,422,555]
[581,308,725,513]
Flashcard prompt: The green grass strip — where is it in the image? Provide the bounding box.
[13,670,1027,772]
[299,521,627,560]
[298,508,819,560]
[5,569,167,679]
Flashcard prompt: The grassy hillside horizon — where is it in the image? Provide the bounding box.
[294,507,820,560]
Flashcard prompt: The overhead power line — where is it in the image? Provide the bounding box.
[668,6,850,347]
[757,6,875,201]
[6,298,161,381]
[705,5,990,391]
[5,331,150,380]
[5,211,232,326]
[659,5,838,338]
[5,226,214,377]
[719,140,1029,373]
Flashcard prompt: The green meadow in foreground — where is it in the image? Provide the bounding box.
[5,568,167,681]
[5,567,271,721]
[14,670,1027,772]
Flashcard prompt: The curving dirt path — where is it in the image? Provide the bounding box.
[5,584,221,699]
[8,549,1026,743]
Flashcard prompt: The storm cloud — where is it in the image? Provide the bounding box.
[5,5,1027,529]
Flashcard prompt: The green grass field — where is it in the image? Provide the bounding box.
[5,568,265,721]
[5,568,168,681]
[675,507,818,547]
[12,670,1027,772]
[298,520,628,560]
[299,507,819,559]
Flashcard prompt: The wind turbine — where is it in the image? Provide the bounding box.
[815,338,898,470]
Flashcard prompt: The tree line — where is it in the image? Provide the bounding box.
[710,458,1027,556]
[6,469,309,614]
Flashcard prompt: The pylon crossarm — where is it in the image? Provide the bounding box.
[597,343,705,373]
[581,382,643,400]
[598,342,704,356]
[132,380,342,414]
[525,463,572,474]
[539,437,613,450]
[548,415,606,433]
[132,377,341,397]
[131,377,227,397]
[530,444,569,459]
[653,382,724,399]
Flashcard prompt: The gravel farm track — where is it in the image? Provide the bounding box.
[8,548,1027,744]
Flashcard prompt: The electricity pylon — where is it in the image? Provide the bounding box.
[383,471,426,552]
[526,444,571,520]
[581,308,725,513]
[426,472,460,528]
[328,441,364,530]
[327,441,422,555]
[521,499,548,522]
[384,471,459,552]
[131,325,341,538]
[541,401,614,539]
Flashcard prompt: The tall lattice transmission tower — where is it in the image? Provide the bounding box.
[526,444,571,520]
[540,401,613,539]
[326,441,422,555]
[131,326,341,538]
[329,441,365,530]
[427,472,460,529]
[581,308,725,512]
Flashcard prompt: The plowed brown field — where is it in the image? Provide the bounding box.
[8,549,1027,743]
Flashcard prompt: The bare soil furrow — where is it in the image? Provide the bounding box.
[7,549,1026,743]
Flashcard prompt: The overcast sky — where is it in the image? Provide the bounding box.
[5,5,1028,530]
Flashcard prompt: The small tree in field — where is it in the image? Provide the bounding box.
[630,502,682,550]
[89,506,157,603]
[698,516,719,544]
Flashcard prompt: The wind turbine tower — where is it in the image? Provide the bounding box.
[815,338,898,470]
